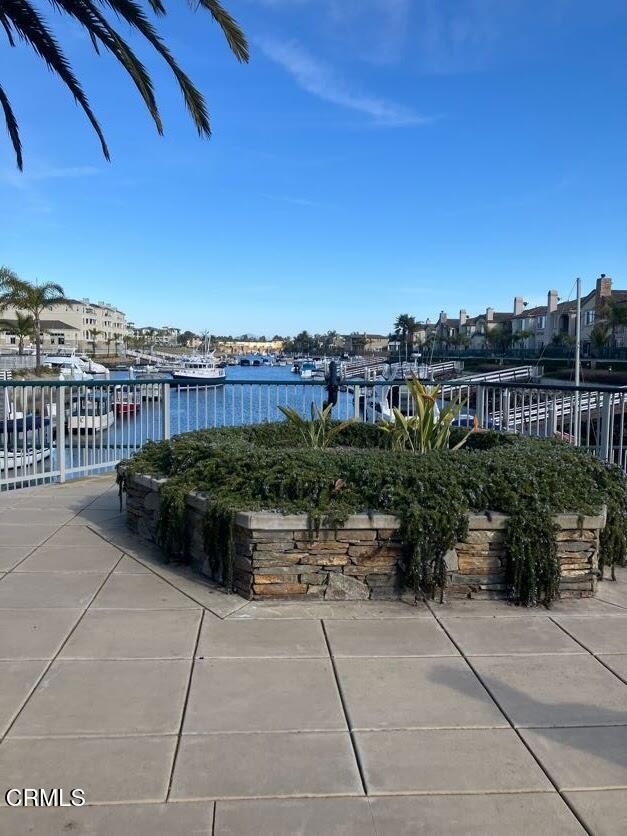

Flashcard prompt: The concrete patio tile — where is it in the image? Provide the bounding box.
[214,797,375,835]
[89,493,126,510]
[355,728,552,794]
[0,801,214,836]
[60,609,202,659]
[564,790,627,836]
[0,609,82,659]
[0,523,60,548]
[369,793,584,835]
[114,555,152,573]
[598,654,627,682]
[138,562,252,618]
[325,618,459,658]
[0,661,47,735]
[197,619,327,658]
[552,615,627,654]
[0,736,177,805]
[520,727,627,789]
[229,600,430,619]
[183,658,346,733]
[0,508,76,526]
[68,508,125,525]
[596,579,627,610]
[431,598,626,616]
[45,526,113,548]
[171,732,362,800]
[91,573,200,609]
[545,598,627,615]
[441,616,584,656]
[0,572,107,608]
[9,659,191,736]
[471,655,627,727]
[0,545,33,571]
[15,544,122,573]
[336,657,507,730]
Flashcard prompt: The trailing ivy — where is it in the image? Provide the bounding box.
[118,423,627,606]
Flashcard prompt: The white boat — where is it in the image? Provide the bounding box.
[68,393,116,432]
[0,412,52,472]
[43,355,93,381]
[43,353,110,380]
[171,354,226,383]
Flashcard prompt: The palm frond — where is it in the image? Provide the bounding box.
[0,83,22,170]
[193,0,249,62]
[97,0,210,135]
[51,0,163,133]
[2,0,110,160]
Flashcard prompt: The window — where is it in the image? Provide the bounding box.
[584,310,595,326]
[536,316,546,329]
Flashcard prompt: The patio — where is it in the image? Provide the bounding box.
[0,475,625,835]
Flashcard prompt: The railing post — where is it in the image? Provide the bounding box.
[161,382,171,440]
[56,385,66,483]
[475,385,486,428]
[598,393,613,463]
[353,384,361,420]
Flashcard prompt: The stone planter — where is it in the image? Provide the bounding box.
[124,472,605,602]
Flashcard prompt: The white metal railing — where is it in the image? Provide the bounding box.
[1,377,627,490]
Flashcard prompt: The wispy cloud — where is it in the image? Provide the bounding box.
[2,165,100,189]
[257,37,428,126]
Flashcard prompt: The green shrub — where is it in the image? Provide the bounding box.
[119,423,627,606]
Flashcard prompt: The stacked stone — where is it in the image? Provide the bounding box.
[446,512,601,600]
[124,472,163,541]
[125,474,604,602]
[231,515,404,601]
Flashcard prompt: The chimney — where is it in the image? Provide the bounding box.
[485,307,494,322]
[459,309,468,326]
[596,274,612,312]
[426,318,431,326]
[439,311,448,323]
[514,296,525,316]
[547,290,558,313]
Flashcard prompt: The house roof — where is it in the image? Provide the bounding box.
[0,319,78,332]
[513,305,548,319]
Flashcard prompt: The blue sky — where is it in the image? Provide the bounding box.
[3,0,627,335]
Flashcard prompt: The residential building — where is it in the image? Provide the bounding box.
[216,338,284,355]
[0,298,128,354]
[511,275,627,351]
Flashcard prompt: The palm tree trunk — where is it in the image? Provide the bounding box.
[18,336,23,356]
[34,315,41,368]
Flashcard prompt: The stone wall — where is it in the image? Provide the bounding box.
[124,473,604,602]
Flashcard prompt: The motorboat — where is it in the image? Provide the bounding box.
[0,413,52,472]
[68,392,115,432]
[171,354,226,384]
[115,389,142,415]
[43,355,93,381]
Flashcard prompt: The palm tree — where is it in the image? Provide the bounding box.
[590,322,611,351]
[106,334,116,356]
[1,1,248,170]
[602,300,627,348]
[4,277,65,367]
[394,313,416,361]
[90,328,104,355]
[0,311,34,354]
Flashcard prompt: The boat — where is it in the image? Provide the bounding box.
[171,354,226,384]
[43,354,93,381]
[0,412,52,472]
[115,389,142,415]
[68,393,115,433]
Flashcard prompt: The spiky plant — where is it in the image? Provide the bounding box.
[0,0,249,169]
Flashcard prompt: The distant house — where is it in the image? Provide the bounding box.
[511,275,627,351]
